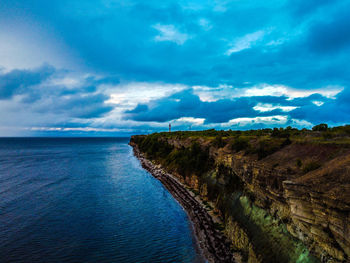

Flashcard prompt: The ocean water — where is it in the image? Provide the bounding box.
[0,138,204,263]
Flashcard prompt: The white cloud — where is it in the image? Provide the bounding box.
[200,116,314,130]
[50,76,83,87]
[173,117,205,126]
[105,81,186,110]
[266,38,287,46]
[153,24,189,45]
[289,119,313,128]
[243,84,343,99]
[226,30,265,55]
[198,18,212,30]
[29,127,128,132]
[253,103,298,112]
[227,115,288,127]
[182,83,343,104]
[244,84,289,97]
[193,84,237,102]
[317,85,344,99]
[192,83,343,103]
[312,101,324,106]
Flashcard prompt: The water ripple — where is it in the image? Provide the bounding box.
[0,138,204,263]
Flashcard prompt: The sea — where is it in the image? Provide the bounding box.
[0,137,204,263]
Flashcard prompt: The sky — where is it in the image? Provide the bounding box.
[0,0,350,136]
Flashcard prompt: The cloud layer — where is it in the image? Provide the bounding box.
[0,0,350,135]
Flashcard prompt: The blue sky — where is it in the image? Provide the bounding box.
[0,0,350,136]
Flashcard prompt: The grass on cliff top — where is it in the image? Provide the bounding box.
[133,124,350,149]
[143,124,350,143]
[131,123,350,177]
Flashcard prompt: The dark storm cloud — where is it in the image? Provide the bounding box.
[125,89,303,123]
[290,89,350,125]
[126,88,350,125]
[0,65,54,99]
[52,93,113,119]
[307,10,350,53]
[0,64,114,119]
[288,0,336,16]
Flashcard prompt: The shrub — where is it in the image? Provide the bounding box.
[303,161,321,173]
[312,123,328,131]
[212,135,226,148]
[322,131,333,139]
[281,137,292,147]
[271,127,292,138]
[256,139,280,159]
[271,128,281,137]
[296,159,302,168]
[164,142,214,178]
[231,136,250,152]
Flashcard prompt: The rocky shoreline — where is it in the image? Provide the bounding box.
[130,142,236,263]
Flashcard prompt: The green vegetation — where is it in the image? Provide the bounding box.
[139,124,350,147]
[312,123,328,131]
[131,133,214,178]
[254,137,291,159]
[296,159,302,168]
[212,135,225,148]
[302,161,321,173]
[133,134,173,159]
[214,222,225,231]
[230,136,250,152]
[165,142,214,177]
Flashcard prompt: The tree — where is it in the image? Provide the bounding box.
[312,123,328,131]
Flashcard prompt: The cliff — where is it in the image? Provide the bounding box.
[130,144,236,262]
[131,127,350,263]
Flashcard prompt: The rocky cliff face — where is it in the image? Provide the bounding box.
[131,134,350,263]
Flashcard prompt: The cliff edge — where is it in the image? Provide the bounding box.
[131,127,350,263]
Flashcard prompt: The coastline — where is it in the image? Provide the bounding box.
[130,142,237,263]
